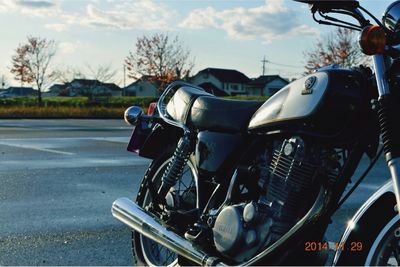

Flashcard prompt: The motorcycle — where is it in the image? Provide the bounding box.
[112,0,400,265]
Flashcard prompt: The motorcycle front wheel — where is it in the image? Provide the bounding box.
[364,214,400,266]
[131,148,198,266]
[336,193,399,266]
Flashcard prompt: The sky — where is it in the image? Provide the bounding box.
[0,0,394,89]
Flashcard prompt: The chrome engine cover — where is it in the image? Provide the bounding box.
[212,203,273,262]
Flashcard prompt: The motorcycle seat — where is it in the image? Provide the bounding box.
[166,86,263,132]
[189,96,263,132]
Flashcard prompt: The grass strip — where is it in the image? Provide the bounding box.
[0,106,127,119]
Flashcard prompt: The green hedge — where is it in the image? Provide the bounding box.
[106,96,158,108]
[0,96,157,108]
[0,95,269,109]
[0,106,126,119]
[0,95,270,118]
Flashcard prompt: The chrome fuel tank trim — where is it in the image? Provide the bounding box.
[248,72,329,129]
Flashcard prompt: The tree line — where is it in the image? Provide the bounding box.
[4,33,194,105]
[2,29,366,106]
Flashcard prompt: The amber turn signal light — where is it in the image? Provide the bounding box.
[359,25,386,55]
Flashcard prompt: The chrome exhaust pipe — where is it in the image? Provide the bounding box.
[112,197,225,266]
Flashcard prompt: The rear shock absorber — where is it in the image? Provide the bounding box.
[157,133,193,200]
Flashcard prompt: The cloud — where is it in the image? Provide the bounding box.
[0,0,17,12]
[65,0,174,30]
[59,41,82,55]
[180,0,318,42]
[0,0,61,17]
[45,23,68,32]
[0,0,174,31]
[180,7,219,30]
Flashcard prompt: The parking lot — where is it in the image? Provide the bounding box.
[0,120,151,265]
[0,120,391,265]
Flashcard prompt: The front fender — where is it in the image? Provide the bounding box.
[333,180,396,265]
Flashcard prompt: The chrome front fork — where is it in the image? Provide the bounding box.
[373,54,400,214]
[388,158,400,210]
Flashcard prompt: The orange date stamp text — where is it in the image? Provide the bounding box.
[304,241,363,252]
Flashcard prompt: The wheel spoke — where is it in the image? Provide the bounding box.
[139,160,197,266]
[166,250,176,264]
[179,176,188,189]
[150,242,160,262]
[181,167,190,177]
[394,243,400,263]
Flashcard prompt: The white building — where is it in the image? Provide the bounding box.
[47,79,122,97]
[190,68,251,96]
[246,75,289,96]
[124,76,159,97]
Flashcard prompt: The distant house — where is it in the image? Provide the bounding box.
[47,79,122,97]
[124,76,160,97]
[45,84,67,96]
[197,82,228,96]
[246,75,289,96]
[191,68,250,96]
[0,87,36,98]
[68,79,123,97]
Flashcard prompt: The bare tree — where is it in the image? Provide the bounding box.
[125,33,194,89]
[11,36,56,105]
[304,28,369,74]
[86,64,117,83]
[51,67,86,84]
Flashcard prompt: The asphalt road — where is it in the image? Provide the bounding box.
[0,119,391,265]
[0,119,150,266]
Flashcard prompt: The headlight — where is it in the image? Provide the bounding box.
[384,1,400,33]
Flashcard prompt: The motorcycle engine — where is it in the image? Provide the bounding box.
[212,136,335,262]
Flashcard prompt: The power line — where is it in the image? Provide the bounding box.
[268,68,303,77]
[260,56,305,77]
[267,60,303,69]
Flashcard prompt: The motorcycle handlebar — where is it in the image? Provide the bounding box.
[295,0,371,30]
[294,0,359,8]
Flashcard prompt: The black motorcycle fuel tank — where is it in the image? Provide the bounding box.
[248,68,376,146]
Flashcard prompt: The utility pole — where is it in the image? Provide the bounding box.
[261,56,268,76]
[123,65,126,96]
[1,75,5,90]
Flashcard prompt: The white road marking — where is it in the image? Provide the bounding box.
[356,183,380,190]
[0,136,129,155]
[90,137,129,143]
[1,157,150,171]
[0,136,129,143]
[0,142,75,155]
[328,241,337,251]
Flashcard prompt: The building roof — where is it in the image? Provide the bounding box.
[198,68,250,83]
[198,82,228,96]
[248,75,289,86]
[50,83,66,88]
[126,75,160,88]
[70,79,100,86]
[51,79,121,91]
[48,84,67,91]
[6,87,36,94]
[102,83,121,91]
